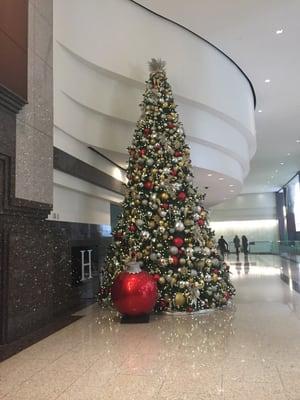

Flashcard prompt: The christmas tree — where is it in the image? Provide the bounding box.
[101,59,235,312]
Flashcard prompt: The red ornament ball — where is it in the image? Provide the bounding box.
[144,180,154,190]
[171,169,177,176]
[129,224,137,232]
[174,151,182,157]
[170,255,179,265]
[198,219,205,226]
[143,127,151,135]
[177,191,186,201]
[114,231,123,240]
[161,203,169,210]
[139,148,146,157]
[111,271,158,316]
[173,237,184,248]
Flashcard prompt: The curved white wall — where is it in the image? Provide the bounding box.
[53,0,256,206]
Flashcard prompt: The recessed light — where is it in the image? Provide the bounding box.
[264,79,271,83]
[276,29,284,35]
[296,139,300,143]
[287,153,291,156]
[271,176,274,179]
[229,184,235,187]
[280,162,285,165]
[207,173,213,177]
[275,169,278,173]
[258,109,262,113]
[218,177,224,181]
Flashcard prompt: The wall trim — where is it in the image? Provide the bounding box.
[0,86,26,114]
[53,147,124,196]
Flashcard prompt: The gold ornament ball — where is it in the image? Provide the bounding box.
[160,192,169,201]
[136,252,143,260]
[179,258,186,266]
[170,277,177,286]
[199,280,205,289]
[175,292,186,306]
[135,199,140,206]
[212,274,218,283]
[148,220,156,228]
[159,277,166,285]
[206,259,212,267]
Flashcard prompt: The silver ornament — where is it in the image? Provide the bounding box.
[175,221,185,232]
[142,231,150,239]
[150,253,157,261]
[146,158,154,166]
[190,269,198,277]
[169,246,179,255]
[193,213,200,221]
[203,247,211,256]
[136,219,143,227]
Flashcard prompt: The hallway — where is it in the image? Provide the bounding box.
[1,255,300,400]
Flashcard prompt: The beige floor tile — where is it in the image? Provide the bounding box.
[2,255,300,400]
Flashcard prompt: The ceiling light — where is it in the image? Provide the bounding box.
[287,153,291,156]
[230,190,235,193]
[229,184,235,187]
[264,79,271,83]
[275,169,278,173]
[296,139,300,143]
[276,29,284,35]
[207,173,212,177]
[218,177,224,181]
[271,176,274,179]
[258,109,262,113]
[280,162,285,165]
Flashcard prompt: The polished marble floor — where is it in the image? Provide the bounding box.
[1,255,300,399]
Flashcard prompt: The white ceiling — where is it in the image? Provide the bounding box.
[136,0,300,194]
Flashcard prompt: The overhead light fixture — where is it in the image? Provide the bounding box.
[218,177,224,181]
[276,29,284,35]
[207,173,213,177]
[287,153,291,156]
[264,79,271,83]
[230,190,235,193]
[296,139,300,143]
[258,109,262,113]
[275,169,278,173]
[229,184,235,187]
[280,162,285,165]
[271,176,274,179]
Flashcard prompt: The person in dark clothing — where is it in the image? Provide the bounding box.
[242,235,248,254]
[233,235,240,256]
[218,236,228,259]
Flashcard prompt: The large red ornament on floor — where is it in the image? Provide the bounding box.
[111,262,158,316]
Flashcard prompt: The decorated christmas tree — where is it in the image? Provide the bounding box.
[101,59,235,312]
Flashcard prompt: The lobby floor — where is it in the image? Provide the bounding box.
[1,255,300,399]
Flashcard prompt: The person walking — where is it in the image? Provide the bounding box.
[218,235,228,259]
[233,235,240,256]
[242,235,248,255]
